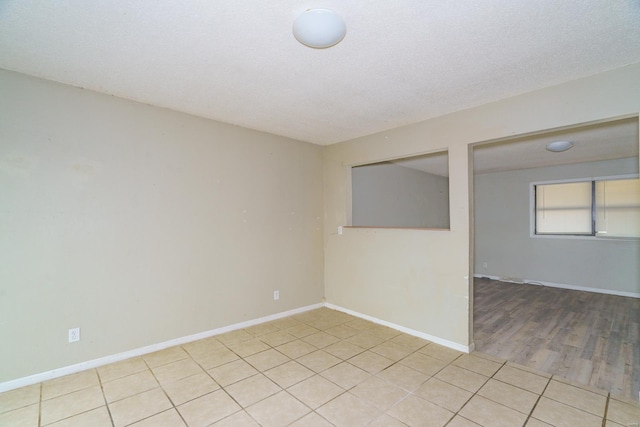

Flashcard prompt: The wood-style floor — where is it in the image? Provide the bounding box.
[473,277,640,401]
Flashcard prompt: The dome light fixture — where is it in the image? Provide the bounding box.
[293,9,346,49]
[546,140,574,152]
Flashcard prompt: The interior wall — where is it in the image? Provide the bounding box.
[324,63,640,349]
[0,70,324,383]
[474,158,640,295]
[352,162,449,228]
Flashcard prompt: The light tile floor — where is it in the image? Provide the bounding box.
[2,307,640,426]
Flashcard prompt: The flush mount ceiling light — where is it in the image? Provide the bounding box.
[546,140,574,152]
[293,9,346,49]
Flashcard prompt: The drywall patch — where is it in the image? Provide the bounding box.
[69,158,102,189]
[0,152,39,178]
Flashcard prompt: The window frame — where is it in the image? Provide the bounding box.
[530,174,640,241]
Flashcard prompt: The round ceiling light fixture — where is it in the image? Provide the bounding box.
[293,9,346,49]
[546,140,574,152]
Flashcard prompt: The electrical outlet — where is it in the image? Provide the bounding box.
[274,290,280,300]
[68,328,80,343]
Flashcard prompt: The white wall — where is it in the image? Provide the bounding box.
[474,158,639,295]
[0,70,324,383]
[352,162,449,228]
[324,63,640,349]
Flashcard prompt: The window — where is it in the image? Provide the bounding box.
[534,177,640,238]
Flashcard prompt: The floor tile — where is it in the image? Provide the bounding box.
[434,365,489,393]
[42,370,100,400]
[302,332,341,348]
[459,394,528,427]
[347,333,386,349]
[246,391,310,427]
[368,413,409,426]
[181,337,224,357]
[226,338,270,358]
[419,343,464,363]
[108,387,172,427]
[323,340,365,360]
[477,378,538,414]
[446,415,483,427]
[143,346,189,368]
[243,322,280,337]
[452,353,504,376]
[296,350,341,372]
[212,410,260,426]
[525,419,554,427]
[415,377,473,412]
[98,357,148,383]
[376,363,429,392]
[543,379,606,416]
[531,396,603,427]
[325,324,359,339]
[152,357,204,385]
[370,341,413,361]
[208,359,258,387]
[259,331,297,347]
[225,374,281,408]
[289,411,334,426]
[190,347,239,370]
[389,333,429,352]
[177,390,241,427]
[367,325,401,340]
[264,360,314,388]
[129,408,186,427]
[287,375,344,408]
[400,352,448,376]
[41,385,105,425]
[494,365,550,394]
[606,396,640,426]
[316,392,381,427]
[0,384,40,414]
[387,394,454,427]
[275,339,317,359]
[162,372,220,406]
[103,369,158,403]
[320,362,372,389]
[46,406,112,427]
[348,350,394,374]
[244,348,289,372]
[350,376,408,410]
[285,324,320,338]
[0,403,39,427]
[215,330,254,345]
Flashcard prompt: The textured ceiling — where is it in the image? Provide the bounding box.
[1,1,640,145]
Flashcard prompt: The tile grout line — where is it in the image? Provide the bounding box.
[524,374,552,426]
[96,368,116,427]
[601,392,610,427]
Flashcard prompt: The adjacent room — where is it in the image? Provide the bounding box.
[1,1,639,426]
[472,118,640,398]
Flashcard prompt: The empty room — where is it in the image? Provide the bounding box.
[1,2,640,426]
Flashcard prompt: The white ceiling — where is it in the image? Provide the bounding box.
[1,1,639,145]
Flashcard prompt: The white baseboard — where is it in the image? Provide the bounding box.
[0,303,324,394]
[325,303,473,353]
[473,274,640,298]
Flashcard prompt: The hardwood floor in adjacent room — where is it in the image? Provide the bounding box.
[473,277,640,401]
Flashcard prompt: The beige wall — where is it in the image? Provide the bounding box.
[0,70,324,383]
[324,63,640,349]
